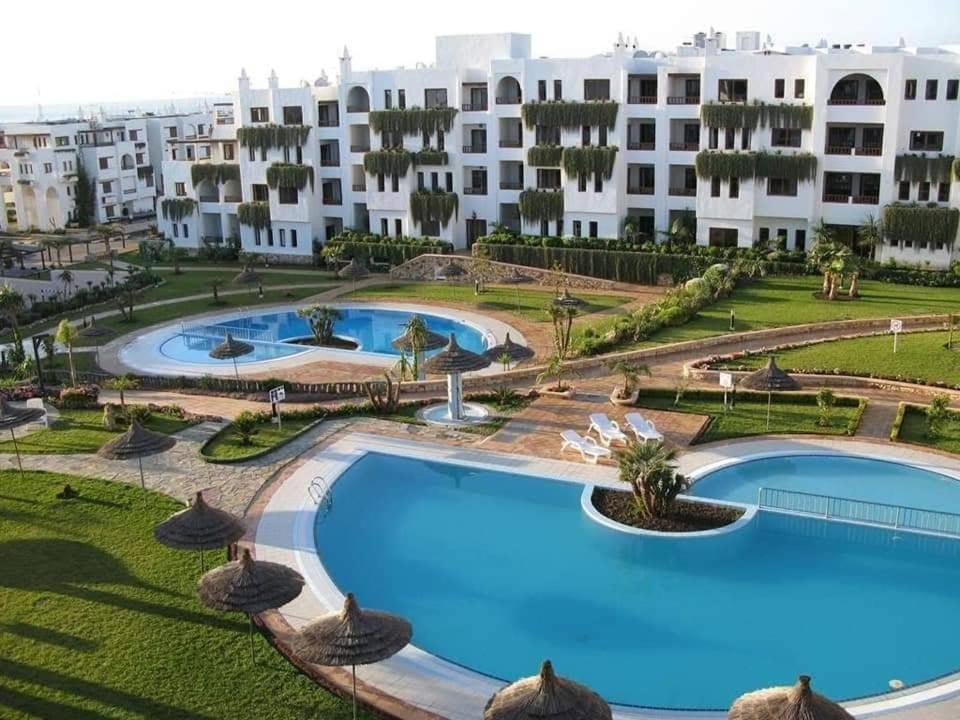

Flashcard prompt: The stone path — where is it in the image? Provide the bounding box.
[854,399,901,440]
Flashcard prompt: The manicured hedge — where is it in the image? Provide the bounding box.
[324,231,452,265]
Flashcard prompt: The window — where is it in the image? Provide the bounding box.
[135,153,144,165]
[572,221,582,237]
[581,126,591,146]
[708,127,719,150]
[98,157,109,170]
[129,129,139,141]
[416,172,423,191]
[589,222,598,238]
[938,182,950,202]
[910,131,944,151]
[44,162,52,174]
[554,80,562,100]
[55,136,69,147]
[899,181,910,200]
[594,174,603,192]
[279,229,286,247]
[538,80,547,101]
[446,172,453,192]
[167,126,178,138]
[725,128,735,150]
[771,128,801,147]
[252,184,269,202]
[711,177,721,197]
[598,126,607,147]
[398,89,406,109]
[248,145,256,161]
[776,228,788,248]
[948,80,959,100]
[729,177,739,198]
[918,181,930,201]
[395,219,402,237]
[718,79,747,102]
[174,181,185,196]
[708,228,738,247]
[904,79,917,100]
[925,79,938,100]
[223,143,235,160]
[578,174,587,192]
[260,147,267,161]
[424,88,447,108]
[250,107,269,123]
[392,173,400,192]
[774,79,785,98]
[172,224,178,238]
[556,219,564,236]
[197,124,205,136]
[540,220,549,236]
[795,229,806,252]
[267,229,274,246]
[437,130,445,151]
[291,229,298,248]
[584,79,610,100]
[794,79,805,99]
[384,90,392,109]
[278,186,298,204]
[758,227,770,244]
[767,177,798,196]
[741,127,751,150]
[182,224,189,239]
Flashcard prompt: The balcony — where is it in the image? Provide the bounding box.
[499,139,522,149]
[627,186,655,195]
[855,146,882,156]
[463,144,487,154]
[463,186,488,195]
[322,195,343,206]
[823,193,851,203]
[223,194,242,203]
[826,98,885,106]
[462,102,488,112]
[667,96,699,105]
[352,183,366,192]
[346,105,368,113]
[669,186,696,197]
[499,181,523,190]
[318,118,339,128]
[628,95,657,104]
[320,157,341,167]
[852,195,879,205]
[349,144,370,153]
[669,142,699,152]
[825,145,854,155]
[496,96,522,105]
[628,141,655,151]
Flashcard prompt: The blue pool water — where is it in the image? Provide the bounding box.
[314,453,960,710]
[158,306,488,365]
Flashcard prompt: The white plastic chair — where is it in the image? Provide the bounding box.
[624,413,664,443]
[560,430,613,464]
[587,413,629,446]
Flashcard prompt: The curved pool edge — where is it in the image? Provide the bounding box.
[252,433,960,720]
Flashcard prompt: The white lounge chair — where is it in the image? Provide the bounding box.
[560,430,612,464]
[25,398,49,428]
[624,413,664,443]
[587,413,629,447]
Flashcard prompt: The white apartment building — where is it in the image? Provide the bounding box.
[158,31,960,267]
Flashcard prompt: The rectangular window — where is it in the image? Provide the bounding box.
[278,186,298,204]
[708,127,719,149]
[55,136,69,147]
[384,90,392,109]
[578,174,587,192]
[767,177,798,196]
[282,106,303,124]
[296,146,303,164]
[291,229,298,247]
[741,127,751,150]
[248,145,256,161]
[584,79,610,100]
[44,162,53,173]
[540,220,549,236]
[381,218,389,235]
[128,129,139,141]
[771,128,801,147]
[267,228,274,247]
[172,224,179,238]
[794,79,805,99]
[598,125,607,147]
[905,79,917,100]
[724,128,735,150]
[538,80,547,101]
[424,88,447,108]
[395,219,402,237]
[175,182,186,197]
[910,131,944,151]
[774,79,785,98]
[398,89,406,109]
[279,229,286,247]
[416,172,424,191]
[938,182,951,202]
[445,172,453,192]
[947,79,959,100]
[918,181,930,201]
[898,181,910,200]
[795,229,806,252]
[392,173,400,192]
[589,221,598,238]
[182,224,189,239]
[250,107,269,123]
[168,126,178,138]
[594,174,602,192]
[254,228,261,246]
[556,219,564,236]
[573,220,581,237]
[718,79,747,102]
[759,227,770,244]
[711,177,721,197]
[260,147,267,162]
[925,79,938,100]
[582,126,591,146]
[437,130,445,151]
[99,157,109,170]
[430,172,438,192]
[729,177,739,198]
[554,80,562,100]
[253,184,269,202]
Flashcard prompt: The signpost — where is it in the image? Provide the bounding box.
[719,372,734,411]
[890,319,903,354]
[269,386,286,429]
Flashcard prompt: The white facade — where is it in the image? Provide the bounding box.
[158,31,960,267]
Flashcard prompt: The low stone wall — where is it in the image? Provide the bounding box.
[389,253,619,290]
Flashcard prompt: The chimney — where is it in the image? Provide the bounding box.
[238,68,250,93]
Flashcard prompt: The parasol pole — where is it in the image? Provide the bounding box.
[767,391,772,430]
[137,454,146,490]
[10,427,24,481]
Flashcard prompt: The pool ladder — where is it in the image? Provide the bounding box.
[309,475,334,518]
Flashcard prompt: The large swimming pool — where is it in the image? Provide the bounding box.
[155,306,489,365]
[314,452,960,710]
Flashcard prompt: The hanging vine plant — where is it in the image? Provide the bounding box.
[700,101,812,129]
[561,146,619,180]
[410,191,459,227]
[266,163,315,191]
[190,163,241,187]
[521,101,619,130]
[754,151,817,181]
[694,151,756,179]
[695,151,817,181]
[519,190,564,222]
[954,158,960,182]
[527,145,564,167]
[883,203,960,247]
[160,198,196,221]
[237,201,271,229]
[411,148,449,166]
[237,124,311,150]
[363,149,412,176]
[894,153,955,183]
[368,107,458,136]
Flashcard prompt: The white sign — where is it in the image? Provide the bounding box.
[890,319,903,334]
[719,372,734,389]
[269,386,286,403]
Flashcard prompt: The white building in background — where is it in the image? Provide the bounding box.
[155,31,960,267]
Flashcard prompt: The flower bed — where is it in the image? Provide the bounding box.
[591,488,744,532]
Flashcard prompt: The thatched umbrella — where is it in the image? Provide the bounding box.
[728,675,854,720]
[97,421,176,491]
[233,266,261,286]
[209,333,254,381]
[290,593,412,720]
[78,317,111,337]
[390,327,447,354]
[484,332,534,369]
[553,288,584,308]
[422,333,491,421]
[154,491,245,572]
[438,260,465,280]
[0,399,45,480]
[337,258,369,290]
[484,660,612,720]
[738,356,801,429]
[198,548,304,662]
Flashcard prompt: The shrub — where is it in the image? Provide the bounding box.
[57,384,100,409]
[927,394,952,438]
[618,441,689,519]
[126,404,152,425]
[816,388,836,427]
[232,411,260,446]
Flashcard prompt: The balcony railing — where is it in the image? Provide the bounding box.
[823,193,851,203]
[852,195,879,204]
[496,96,522,105]
[322,195,343,205]
[462,102,488,112]
[346,105,369,113]
[628,95,657,104]
[198,194,219,202]
[320,157,341,167]
[855,146,882,156]
[627,141,655,151]
[463,186,488,195]
[667,96,699,105]
[669,142,699,151]
[827,98,886,106]
[349,144,370,153]
[825,145,854,155]
[499,181,523,190]
[462,144,487,154]
[669,186,696,196]
[318,118,339,127]
[351,183,366,192]
[499,139,522,149]
[627,186,655,195]
[223,194,242,203]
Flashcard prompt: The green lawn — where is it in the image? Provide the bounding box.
[345,282,630,322]
[0,408,191,455]
[897,405,960,455]
[202,416,318,461]
[713,331,960,387]
[635,389,864,443]
[0,470,364,720]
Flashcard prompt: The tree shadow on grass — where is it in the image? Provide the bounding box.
[0,623,98,652]
[0,683,112,720]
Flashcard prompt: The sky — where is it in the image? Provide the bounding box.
[3,0,960,108]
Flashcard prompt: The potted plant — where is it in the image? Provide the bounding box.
[607,359,651,406]
[536,353,578,398]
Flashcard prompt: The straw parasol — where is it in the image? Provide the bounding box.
[338,258,369,289]
[553,288,584,308]
[422,333,491,421]
[391,327,447,353]
[97,421,176,491]
[738,356,800,429]
[290,592,412,720]
[484,659,612,720]
[78,317,111,337]
[154,491,246,572]
[198,548,304,662]
[484,332,534,368]
[0,399,46,480]
[209,333,254,381]
[233,266,261,286]
[728,675,855,720]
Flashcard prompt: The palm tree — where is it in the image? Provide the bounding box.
[658,211,696,246]
[59,269,74,297]
[105,375,140,410]
[618,441,688,519]
[607,359,652,400]
[211,279,222,304]
[857,215,884,262]
[401,314,430,379]
[808,222,839,297]
[296,305,342,346]
[827,245,854,300]
[171,247,188,275]
[55,319,80,387]
[546,303,577,358]
[0,285,25,334]
[535,352,578,392]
